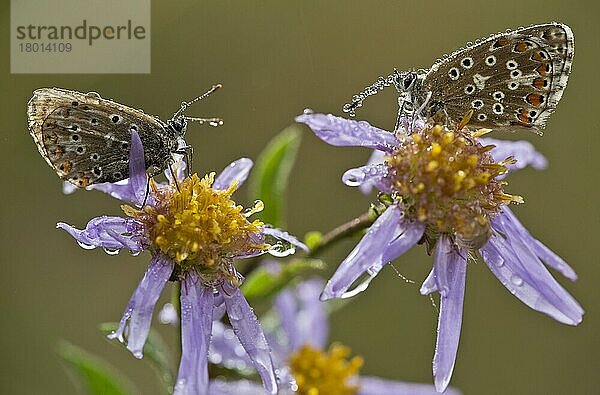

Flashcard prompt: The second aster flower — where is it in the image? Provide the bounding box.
[296,112,583,393]
[57,131,307,395]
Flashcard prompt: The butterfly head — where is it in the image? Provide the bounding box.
[167,116,188,138]
[393,70,419,93]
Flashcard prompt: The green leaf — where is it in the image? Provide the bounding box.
[249,125,302,227]
[241,258,325,301]
[58,341,138,395]
[99,323,175,394]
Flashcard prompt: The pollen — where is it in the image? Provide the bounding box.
[123,173,267,282]
[387,124,521,249]
[289,343,363,395]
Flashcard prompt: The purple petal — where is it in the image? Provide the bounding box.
[479,137,547,174]
[295,113,399,152]
[381,221,425,266]
[165,154,188,184]
[358,376,461,395]
[296,279,329,350]
[500,207,577,280]
[321,205,403,300]
[481,213,583,325]
[430,236,467,393]
[57,216,143,251]
[208,379,267,395]
[128,130,148,205]
[359,150,387,194]
[213,158,254,190]
[62,181,78,195]
[107,254,173,358]
[174,274,214,395]
[92,180,142,206]
[275,280,329,352]
[274,290,300,352]
[208,321,254,369]
[343,164,392,194]
[261,227,309,252]
[91,131,153,206]
[220,282,277,394]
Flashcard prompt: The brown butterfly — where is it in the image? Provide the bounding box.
[343,22,574,134]
[28,86,222,187]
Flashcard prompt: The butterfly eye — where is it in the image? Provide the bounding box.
[402,73,415,90]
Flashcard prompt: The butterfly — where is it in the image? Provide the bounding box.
[343,22,574,134]
[28,85,222,188]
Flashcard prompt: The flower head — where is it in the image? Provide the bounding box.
[57,131,307,395]
[209,278,460,395]
[387,124,521,249]
[297,112,583,392]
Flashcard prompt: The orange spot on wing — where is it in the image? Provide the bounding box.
[511,120,533,128]
[514,41,528,52]
[533,78,547,89]
[518,109,531,123]
[526,93,545,107]
[531,51,545,62]
[59,160,73,173]
[536,63,550,76]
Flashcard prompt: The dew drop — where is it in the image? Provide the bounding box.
[77,240,96,250]
[268,242,296,257]
[85,91,101,99]
[209,120,224,127]
[303,108,314,115]
[243,200,265,217]
[103,247,121,255]
[440,285,450,297]
[344,177,361,187]
[129,250,141,257]
[209,351,223,364]
[132,351,143,359]
[510,274,524,286]
[341,275,374,298]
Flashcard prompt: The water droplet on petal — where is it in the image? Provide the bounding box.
[133,351,143,359]
[510,274,524,286]
[129,250,141,257]
[268,242,296,257]
[341,275,375,298]
[103,247,120,255]
[243,200,264,217]
[77,240,96,250]
[303,108,314,115]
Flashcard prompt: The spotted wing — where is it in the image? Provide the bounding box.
[422,22,573,133]
[28,88,174,187]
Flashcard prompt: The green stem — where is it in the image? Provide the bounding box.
[308,209,378,258]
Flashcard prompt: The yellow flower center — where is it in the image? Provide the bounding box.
[387,124,522,249]
[289,343,363,395]
[123,173,267,282]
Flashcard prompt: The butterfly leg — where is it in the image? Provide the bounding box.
[169,163,181,192]
[141,176,151,208]
[173,145,194,178]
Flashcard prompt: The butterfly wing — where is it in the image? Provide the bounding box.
[28,88,175,187]
[422,22,573,132]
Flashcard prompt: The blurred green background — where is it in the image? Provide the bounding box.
[1,1,599,394]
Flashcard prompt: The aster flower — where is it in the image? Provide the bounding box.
[296,113,583,392]
[57,131,307,395]
[207,277,460,395]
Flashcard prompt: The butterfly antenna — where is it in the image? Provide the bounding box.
[342,71,397,117]
[173,84,224,127]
